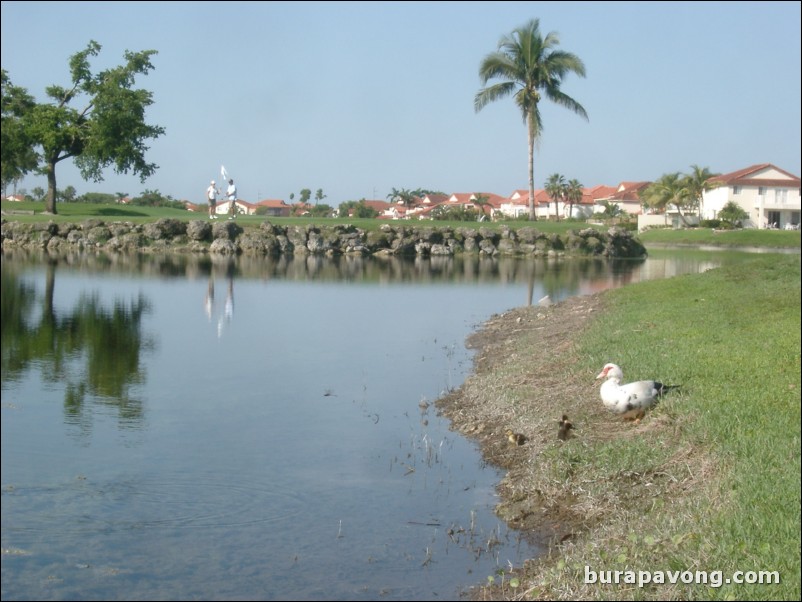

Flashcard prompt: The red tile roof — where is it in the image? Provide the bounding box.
[708,163,800,188]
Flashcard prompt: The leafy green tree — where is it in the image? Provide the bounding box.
[431,204,480,222]
[31,186,46,201]
[354,200,379,218]
[565,178,583,218]
[8,41,165,214]
[718,200,748,227]
[299,188,311,204]
[58,185,77,203]
[475,19,587,221]
[130,188,182,209]
[1,69,38,190]
[339,199,378,218]
[309,203,334,217]
[315,188,327,205]
[80,192,117,204]
[545,173,566,220]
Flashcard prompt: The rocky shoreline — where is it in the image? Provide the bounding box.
[1,218,646,258]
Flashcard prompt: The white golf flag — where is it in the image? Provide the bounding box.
[221,165,229,182]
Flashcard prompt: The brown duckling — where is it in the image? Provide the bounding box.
[620,407,646,424]
[505,429,527,446]
[557,414,574,441]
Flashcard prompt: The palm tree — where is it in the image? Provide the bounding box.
[545,173,566,220]
[475,18,588,221]
[387,187,419,214]
[682,165,719,220]
[565,178,583,219]
[641,172,693,225]
[472,193,492,221]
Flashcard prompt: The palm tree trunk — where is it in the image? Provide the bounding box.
[675,204,690,226]
[527,114,536,221]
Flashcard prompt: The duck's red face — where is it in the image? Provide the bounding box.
[596,363,621,380]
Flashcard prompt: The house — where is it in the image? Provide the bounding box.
[702,164,801,229]
[215,199,262,216]
[404,193,449,219]
[419,193,449,207]
[255,199,291,217]
[2,194,26,202]
[344,199,395,218]
[443,192,506,219]
[498,189,550,219]
[583,185,617,217]
[498,190,537,219]
[595,182,650,215]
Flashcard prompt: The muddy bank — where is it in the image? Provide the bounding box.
[437,294,603,535]
[436,291,712,600]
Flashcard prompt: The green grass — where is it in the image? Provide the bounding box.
[1,200,192,223]
[571,254,801,600]
[1,201,600,234]
[640,227,801,249]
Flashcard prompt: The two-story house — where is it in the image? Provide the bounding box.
[703,164,801,229]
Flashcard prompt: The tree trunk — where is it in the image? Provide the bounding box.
[527,115,536,221]
[45,159,58,215]
[675,204,690,226]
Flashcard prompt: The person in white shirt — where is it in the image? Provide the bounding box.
[226,179,238,219]
[206,180,219,218]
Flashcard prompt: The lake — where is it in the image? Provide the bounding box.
[0,249,759,600]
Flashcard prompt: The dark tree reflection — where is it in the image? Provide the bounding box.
[1,262,151,432]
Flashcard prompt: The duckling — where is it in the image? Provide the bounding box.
[620,407,646,424]
[505,429,527,446]
[557,414,574,441]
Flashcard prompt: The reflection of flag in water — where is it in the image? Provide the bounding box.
[221,165,229,182]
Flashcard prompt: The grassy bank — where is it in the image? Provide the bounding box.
[456,253,800,601]
[639,227,801,249]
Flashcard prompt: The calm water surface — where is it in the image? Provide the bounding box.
[1,250,758,600]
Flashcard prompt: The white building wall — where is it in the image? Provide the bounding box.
[702,187,730,219]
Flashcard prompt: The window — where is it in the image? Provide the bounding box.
[733,186,741,195]
[758,186,766,196]
[777,189,788,203]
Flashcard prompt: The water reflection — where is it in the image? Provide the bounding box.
[1,248,647,304]
[1,262,151,434]
[201,259,236,338]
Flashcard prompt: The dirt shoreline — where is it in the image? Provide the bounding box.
[435,293,611,595]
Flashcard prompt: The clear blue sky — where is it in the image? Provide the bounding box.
[2,0,800,205]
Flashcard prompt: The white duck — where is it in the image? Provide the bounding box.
[596,363,673,420]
